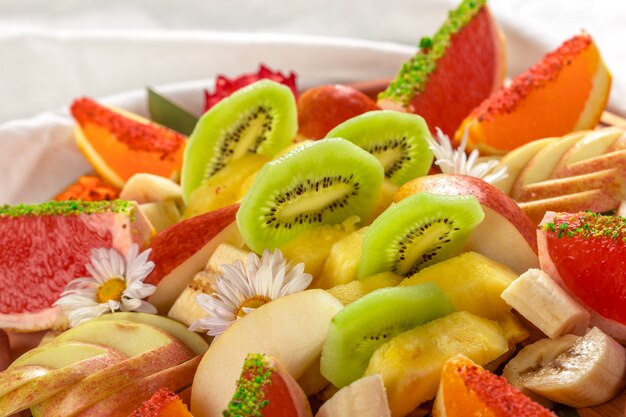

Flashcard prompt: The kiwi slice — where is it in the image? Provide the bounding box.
[236,138,384,253]
[326,110,434,186]
[358,192,484,279]
[320,282,453,388]
[181,80,297,201]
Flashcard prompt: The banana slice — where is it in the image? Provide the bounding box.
[139,201,181,233]
[501,268,589,338]
[503,334,579,407]
[120,173,185,212]
[505,328,626,408]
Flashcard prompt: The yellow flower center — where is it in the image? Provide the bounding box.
[96,278,127,304]
[234,295,271,318]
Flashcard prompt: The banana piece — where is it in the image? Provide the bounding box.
[168,243,248,327]
[527,327,626,407]
[503,334,579,407]
[315,374,390,417]
[139,201,181,233]
[120,173,185,212]
[501,268,589,338]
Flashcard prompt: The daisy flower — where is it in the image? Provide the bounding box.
[425,127,508,184]
[190,249,312,337]
[54,244,157,327]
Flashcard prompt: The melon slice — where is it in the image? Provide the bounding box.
[0,200,153,331]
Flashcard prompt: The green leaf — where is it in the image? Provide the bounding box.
[554,404,580,417]
[147,87,198,136]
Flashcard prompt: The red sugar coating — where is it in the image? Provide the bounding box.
[70,97,186,156]
[458,364,557,417]
[128,388,178,417]
[204,64,298,111]
[472,33,592,120]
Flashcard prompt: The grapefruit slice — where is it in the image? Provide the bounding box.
[223,353,312,417]
[71,97,187,188]
[378,0,505,137]
[0,200,153,331]
[457,33,612,155]
[433,356,556,417]
[538,211,626,341]
[128,388,193,417]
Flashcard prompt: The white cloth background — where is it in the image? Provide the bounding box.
[0,0,625,122]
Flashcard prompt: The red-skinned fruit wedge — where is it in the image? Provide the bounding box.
[146,203,243,314]
[0,200,153,331]
[394,174,538,274]
[538,211,626,342]
[204,64,297,112]
[71,97,187,188]
[128,387,193,417]
[0,331,10,372]
[378,0,505,137]
[297,85,380,139]
[222,353,312,417]
[432,356,556,417]
[456,33,612,154]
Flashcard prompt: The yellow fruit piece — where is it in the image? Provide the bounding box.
[280,216,360,278]
[369,180,399,223]
[400,252,517,319]
[365,311,508,417]
[184,154,270,218]
[497,313,529,347]
[314,228,367,289]
[327,272,403,305]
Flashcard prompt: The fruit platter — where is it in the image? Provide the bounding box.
[2,0,626,416]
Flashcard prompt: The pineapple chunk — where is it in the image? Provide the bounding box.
[184,153,270,218]
[369,179,399,223]
[314,227,367,289]
[365,311,508,417]
[400,252,517,319]
[280,216,360,278]
[497,312,529,347]
[327,272,402,305]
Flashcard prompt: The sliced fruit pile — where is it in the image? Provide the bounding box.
[3,0,626,416]
[0,313,205,417]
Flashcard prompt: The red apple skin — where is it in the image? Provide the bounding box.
[394,174,537,253]
[146,203,239,285]
[297,85,379,140]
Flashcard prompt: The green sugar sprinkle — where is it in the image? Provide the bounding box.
[0,200,134,217]
[224,353,274,417]
[379,0,486,105]
[540,212,626,242]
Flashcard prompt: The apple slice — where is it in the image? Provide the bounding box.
[510,131,586,199]
[146,203,244,313]
[33,321,194,417]
[519,189,620,225]
[120,173,185,212]
[191,289,343,417]
[551,127,624,175]
[11,341,126,370]
[315,374,390,417]
[514,168,625,202]
[86,312,209,355]
[552,148,626,178]
[394,174,538,274]
[75,355,201,417]
[0,365,50,396]
[0,347,125,416]
[139,201,181,233]
[0,330,9,372]
[493,137,556,194]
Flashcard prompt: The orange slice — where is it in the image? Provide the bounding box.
[71,97,187,188]
[433,356,556,417]
[457,33,611,155]
[128,388,193,417]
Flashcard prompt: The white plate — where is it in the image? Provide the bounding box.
[0,33,415,205]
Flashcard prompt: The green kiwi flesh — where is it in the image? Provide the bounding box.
[326,110,434,186]
[320,282,454,388]
[236,138,384,253]
[358,192,484,278]
[181,80,297,201]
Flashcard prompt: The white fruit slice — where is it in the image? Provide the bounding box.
[315,374,390,417]
[191,289,343,417]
